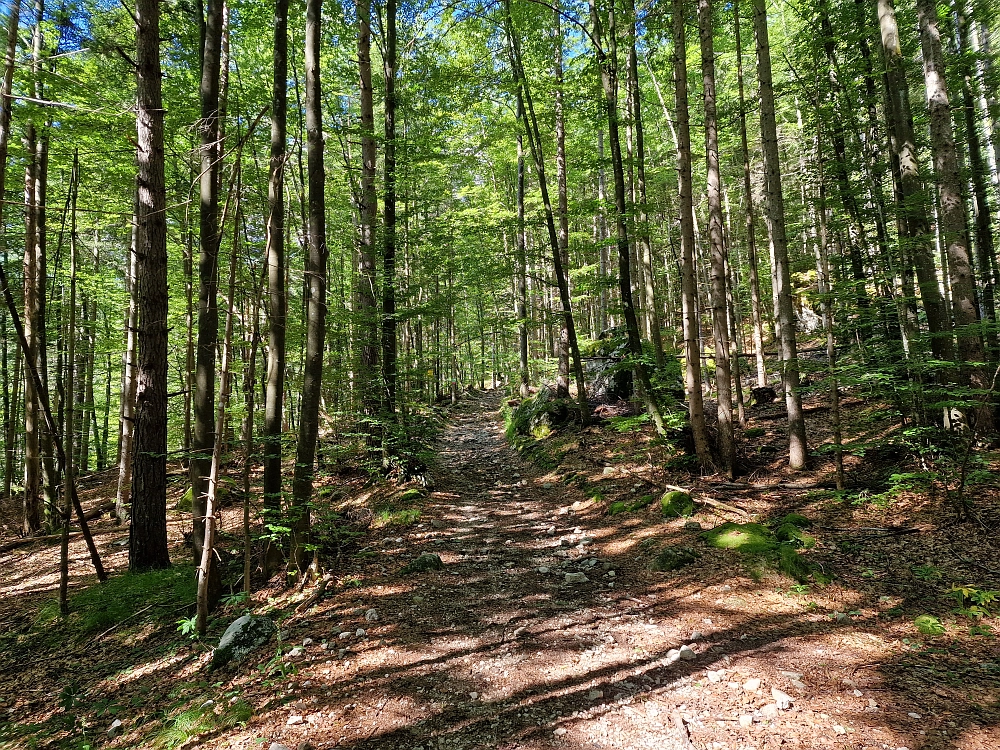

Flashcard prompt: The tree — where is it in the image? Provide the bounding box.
[130,0,171,571]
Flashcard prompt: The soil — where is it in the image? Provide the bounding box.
[1,390,999,750]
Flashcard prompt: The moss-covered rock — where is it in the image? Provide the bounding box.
[175,487,194,512]
[397,488,424,503]
[650,546,699,572]
[661,490,695,518]
[629,495,655,512]
[701,522,777,553]
[775,523,817,549]
[401,552,444,575]
[607,501,629,516]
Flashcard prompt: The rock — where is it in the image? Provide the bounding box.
[678,645,697,660]
[649,546,698,572]
[546,526,556,535]
[739,714,754,727]
[339,631,352,640]
[356,628,367,637]
[586,689,604,700]
[579,536,594,545]
[565,572,589,584]
[771,688,793,709]
[211,615,277,670]
[603,467,615,476]
[665,649,681,664]
[684,521,702,531]
[269,744,292,750]
[690,630,704,641]
[833,724,847,735]
[287,714,305,726]
[553,727,568,736]
[660,490,695,518]
[543,482,554,489]
[469,691,478,700]
[302,638,314,646]
[743,678,762,692]
[760,703,779,717]
[288,647,304,658]
[791,679,806,690]
[537,566,550,574]
[402,553,444,575]
[107,718,123,736]
[365,608,379,622]
[779,670,803,681]
[907,712,922,719]
[705,670,722,683]
[606,570,616,578]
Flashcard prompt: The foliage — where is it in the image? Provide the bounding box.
[914,614,946,636]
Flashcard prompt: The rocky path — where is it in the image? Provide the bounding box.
[256,392,991,750]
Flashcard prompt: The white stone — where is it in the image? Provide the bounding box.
[705,670,722,683]
[470,692,478,700]
[537,566,550,574]
[833,725,847,735]
[365,609,379,622]
[771,688,793,709]
[107,718,123,736]
[565,572,589,584]
[739,714,753,727]
[908,713,922,719]
[286,715,305,726]
[760,704,779,717]
[743,678,762,692]
[339,631,352,640]
[678,645,697,660]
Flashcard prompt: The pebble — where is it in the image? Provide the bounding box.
[779,670,802,681]
[684,521,702,530]
[606,571,616,578]
[739,714,754,727]
[908,713,922,719]
[586,689,604,700]
[546,526,556,535]
[553,727,567,736]
[565,572,589,584]
[365,609,379,622]
[678,645,697,660]
[543,482,554,489]
[302,638,313,646]
[288,647,304,657]
[356,628,366,637]
[339,631,352,640]
[705,670,722,683]
[743,678,762,692]
[470,692,478,700]
[603,467,615,475]
[666,649,681,664]
[690,630,704,641]
[537,566,550,574]
[286,715,305,726]
[760,704,779,717]
[833,725,847,735]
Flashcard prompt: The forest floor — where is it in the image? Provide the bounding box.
[1,389,1000,750]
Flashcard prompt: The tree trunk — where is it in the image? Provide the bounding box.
[733,0,768,390]
[262,0,288,573]
[752,0,808,469]
[878,0,953,363]
[23,123,41,534]
[553,1,570,399]
[699,0,735,476]
[516,88,530,398]
[916,0,991,419]
[0,0,18,504]
[130,0,171,571]
[673,0,712,462]
[191,0,224,590]
[382,0,398,416]
[60,152,79,616]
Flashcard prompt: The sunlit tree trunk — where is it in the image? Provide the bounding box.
[516,89,529,398]
[382,0,398,415]
[553,1,570,398]
[700,0,734,476]
[752,0,808,469]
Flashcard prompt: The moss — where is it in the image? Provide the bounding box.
[777,544,814,582]
[778,512,813,529]
[607,501,628,516]
[629,495,655,511]
[661,490,695,518]
[176,487,194,512]
[775,523,817,549]
[402,553,444,575]
[397,488,424,503]
[744,427,766,439]
[700,522,777,553]
[650,546,698,572]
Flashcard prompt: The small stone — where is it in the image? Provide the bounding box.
[606,571,616,578]
[684,521,702,531]
[586,689,604,700]
[537,566,550,574]
[760,704,779,717]
[339,631,352,640]
[678,645,697,660]
[288,647,304,657]
[565,572,589,584]
[833,725,847,735]
[739,714,754,728]
[107,718,123,736]
[570,501,582,510]
[553,727,568,736]
[771,688,793,709]
[853,689,863,697]
[365,609,379,622]
[603,467,615,475]
[791,679,806,690]
[546,526,556,535]
[287,715,305,726]
[302,638,314,646]
[666,649,681,664]
[690,630,704,641]
[743,678,762,692]
[907,713,922,719]
[779,670,803,681]
[355,628,367,638]
[543,482,554,489]
[706,670,722,683]
[579,536,594,545]
[470,692,479,700]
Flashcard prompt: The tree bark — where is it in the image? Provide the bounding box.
[752,0,808,469]
[130,0,171,571]
[516,89,530,398]
[291,0,328,573]
[699,0,735,476]
[553,1,570,399]
[382,0,398,416]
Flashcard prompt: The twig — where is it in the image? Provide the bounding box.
[294,573,333,613]
[671,710,697,750]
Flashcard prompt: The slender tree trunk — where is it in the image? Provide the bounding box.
[382,0,398,416]
[733,0,767,389]
[553,1,570,398]
[357,0,380,430]
[60,152,79,616]
[752,0,808,469]
[130,0,171,571]
[672,0,712,462]
[23,124,41,534]
[506,0,589,422]
[516,90,530,398]
[116,190,139,523]
[291,0,327,573]
[191,0,224,593]
[262,0,288,573]
[700,0,735,476]
[917,0,991,421]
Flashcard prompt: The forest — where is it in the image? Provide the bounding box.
[1,0,1000,747]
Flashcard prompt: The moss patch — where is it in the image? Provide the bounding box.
[397,488,424,503]
[607,501,628,516]
[660,490,695,518]
[700,522,777,553]
[778,512,813,529]
[775,523,817,548]
[402,553,444,575]
[629,495,655,511]
[777,545,814,582]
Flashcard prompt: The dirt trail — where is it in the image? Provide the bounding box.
[252,391,995,750]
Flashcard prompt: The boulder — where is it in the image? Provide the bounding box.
[649,546,698,572]
[211,615,277,670]
[660,490,695,518]
[402,552,444,574]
